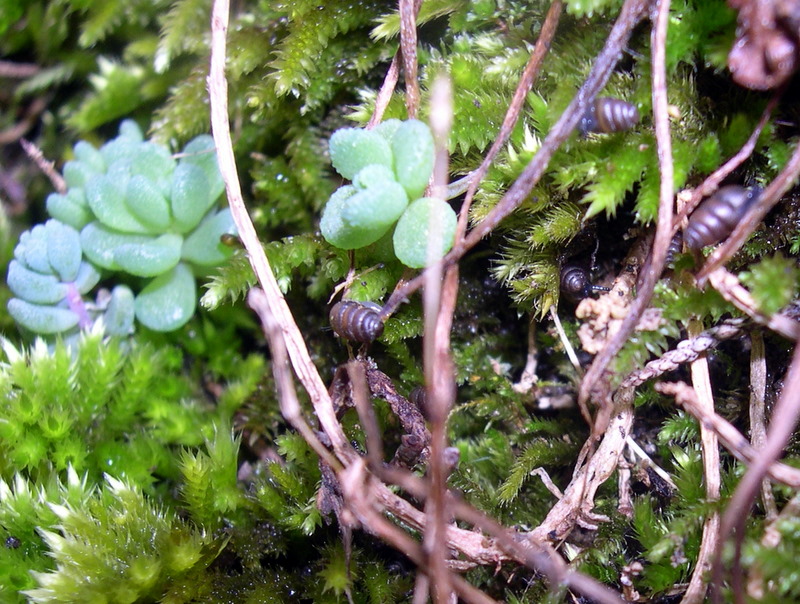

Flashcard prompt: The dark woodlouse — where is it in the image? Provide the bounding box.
[560,265,610,303]
[579,98,639,135]
[329,300,384,343]
[684,185,760,251]
[665,232,684,265]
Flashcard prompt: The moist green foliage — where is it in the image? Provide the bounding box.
[4,0,800,599]
[0,329,256,490]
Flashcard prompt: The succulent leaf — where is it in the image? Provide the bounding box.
[125,175,172,232]
[341,182,409,232]
[45,220,83,283]
[73,262,102,295]
[329,128,393,180]
[392,197,457,268]
[103,285,136,336]
[170,162,213,233]
[179,135,225,203]
[113,233,183,278]
[134,263,197,332]
[14,225,51,274]
[46,190,93,230]
[7,299,80,334]
[181,209,236,267]
[72,140,106,173]
[80,222,155,271]
[85,173,153,234]
[7,261,68,305]
[390,119,435,199]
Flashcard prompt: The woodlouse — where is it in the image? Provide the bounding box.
[684,185,760,250]
[579,98,640,135]
[329,300,384,343]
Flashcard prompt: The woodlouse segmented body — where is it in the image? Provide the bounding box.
[579,98,639,135]
[329,300,384,343]
[665,232,684,265]
[560,265,610,302]
[684,185,760,250]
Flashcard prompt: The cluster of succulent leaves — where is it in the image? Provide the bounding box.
[322,119,458,268]
[7,120,235,335]
[3,0,800,600]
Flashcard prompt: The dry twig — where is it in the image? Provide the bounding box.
[681,319,720,604]
[712,339,800,604]
[579,0,675,412]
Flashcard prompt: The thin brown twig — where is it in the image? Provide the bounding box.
[339,460,499,604]
[455,0,563,241]
[712,339,800,604]
[619,318,746,389]
[248,288,343,472]
[579,0,674,411]
[680,319,720,604]
[422,74,456,604]
[381,0,648,319]
[705,267,800,341]
[0,97,47,145]
[378,466,625,604]
[366,54,400,129]
[655,382,800,488]
[19,137,66,194]
[399,0,420,119]
[697,138,800,283]
[208,0,354,462]
[0,60,40,78]
[748,331,777,519]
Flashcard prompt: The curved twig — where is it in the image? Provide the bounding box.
[578,0,674,412]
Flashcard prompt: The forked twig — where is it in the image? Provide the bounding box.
[209,0,354,462]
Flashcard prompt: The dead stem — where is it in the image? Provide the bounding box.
[422,74,456,604]
[248,288,342,472]
[655,382,800,488]
[455,0,563,241]
[339,460,499,604]
[620,318,746,389]
[0,97,47,145]
[399,0,420,119]
[697,138,800,284]
[19,137,66,194]
[529,386,634,545]
[381,0,649,319]
[366,55,399,130]
[680,319,720,604]
[706,267,800,341]
[209,0,354,462]
[712,339,800,604]
[379,466,625,604]
[748,331,777,519]
[579,0,674,412]
[0,60,40,78]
